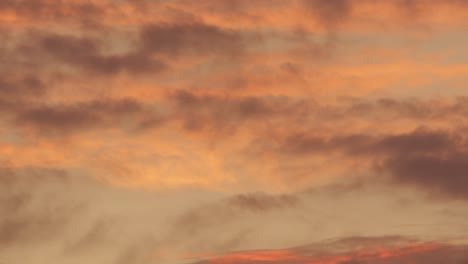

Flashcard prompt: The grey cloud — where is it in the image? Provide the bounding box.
[279,128,468,200]
[36,33,167,75]
[11,21,247,77]
[140,22,244,57]
[384,152,468,200]
[15,98,145,135]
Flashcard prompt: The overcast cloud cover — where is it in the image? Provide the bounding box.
[1,0,468,263]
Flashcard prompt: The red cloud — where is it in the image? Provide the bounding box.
[190,241,465,264]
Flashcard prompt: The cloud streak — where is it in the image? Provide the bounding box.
[189,238,468,264]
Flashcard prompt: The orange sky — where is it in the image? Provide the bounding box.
[1,1,468,263]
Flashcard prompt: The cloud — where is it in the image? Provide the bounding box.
[303,0,352,28]
[8,21,247,78]
[2,165,467,263]
[0,166,215,263]
[169,90,307,133]
[226,193,299,211]
[7,89,468,193]
[0,0,103,24]
[165,93,468,136]
[283,129,458,157]
[188,236,468,264]
[0,75,45,99]
[1,1,468,263]
[0,167,83,246]
[336,128,468,200]
[0,74,47,111]
[35,32,167,75]
[173,192,299,232]
[139,22,244,57]
[383,149,468,200]
[15,98,145,135]
[277,128,468,199]
[158,191,304,255]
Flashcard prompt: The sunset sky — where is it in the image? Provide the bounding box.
[1,0,468,263]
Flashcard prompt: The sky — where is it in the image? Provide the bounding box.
[1,0,468,263]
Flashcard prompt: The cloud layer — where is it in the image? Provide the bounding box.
[1,0,468,263]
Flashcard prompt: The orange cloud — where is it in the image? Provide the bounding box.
[191,241,464,264]
[1,0,468,193]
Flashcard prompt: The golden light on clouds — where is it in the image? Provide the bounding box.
[1,1,468,263]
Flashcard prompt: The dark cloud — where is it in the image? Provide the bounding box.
[35,33,167,75]
[140,23,244,57]
[226,193,299,211]
[371,129,458,155]
[11,21,248,77]
[285,129,457,157]
[351,129,468,200]
[15,98,145,135]
[279,128,468,199]
[170,90,307,132]
[0,74,47,112]
[0,75,45,99]
[384,151,468,200]
[168,93,468,135]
